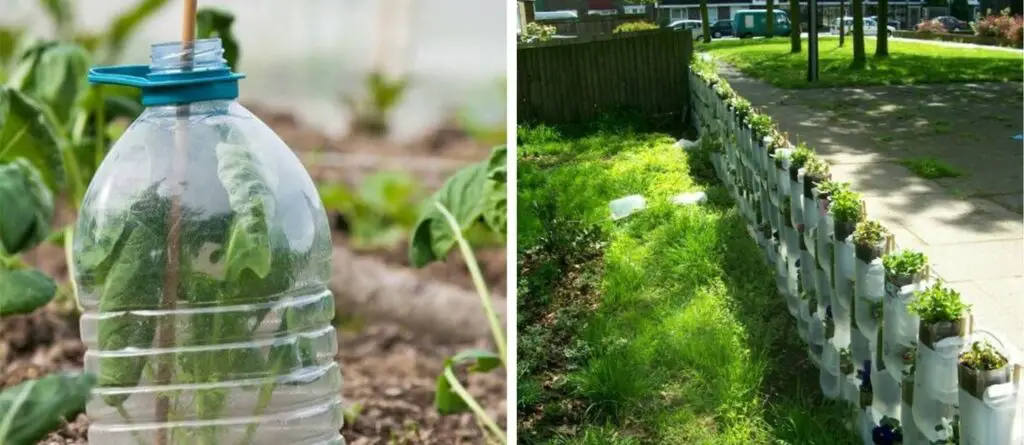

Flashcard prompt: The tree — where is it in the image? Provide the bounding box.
[950,0,971,20]
[790,0,802,52]
[852,0,866,67]
[766,0,776,36]
[876,0,889,56]
[839,0,846,46]
[700,0,711,43]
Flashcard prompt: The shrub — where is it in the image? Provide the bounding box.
[804,156,830,179]
[728,96,752,121]
[852,220,888,248]
[817,180,850,197]
[748,112,774,138]
[909,282,970,323]
[790,143,813,170]
[613,21,658,34]
[520,22,556,42]
[883,250,928,280]
[916,20,946,34]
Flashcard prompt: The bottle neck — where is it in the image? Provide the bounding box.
[149,38,227,75]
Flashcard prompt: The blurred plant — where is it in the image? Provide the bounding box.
[916,19,947,34]
[613,21,658,33]
[882,250,927,282]
[196,7,240,69]
[319,172,424,250]
[909,281,970,323]
[0,372,95,445]
[408,146,507,443]
[519,22,557,43]
[457,78,506,146]
[959,339,1008,371]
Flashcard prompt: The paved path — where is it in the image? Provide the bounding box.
[718,63,1024,351]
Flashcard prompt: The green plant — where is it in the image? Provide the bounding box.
[613,21,658,34]
[804,156,830,179]
[900,157,964,179]
[817,180,849,197]
[727,96,752,121]
[829,188,863,223]
[883,250,928,280]
[520,22,557,43]
[319,172,424,250]
[789,143,812,170]
[196,7,240,69]
[960,339,1008,371]
[909,282,970,323]
[0,372,95,445]
[408,146,506,443]
[747,111,774,138]
[852,220,887,248]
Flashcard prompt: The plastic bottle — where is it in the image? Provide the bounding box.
[74,38,343,445]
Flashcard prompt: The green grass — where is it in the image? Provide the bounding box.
[701,36,1024,88]
[900,156,965,179]
[517,118,857,444]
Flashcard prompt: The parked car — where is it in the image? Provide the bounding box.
[732,10,791,38]
[830,17,895,36]
[711,19,733,38]
[868,15,901,30]
[667,19,705,41]
[933,15,971,32]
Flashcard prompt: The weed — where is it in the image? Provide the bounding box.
[900,157,964,179]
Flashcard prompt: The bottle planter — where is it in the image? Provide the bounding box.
[854,258,886,336]
[957,368,1021,444]
[789,169,805,228]
[856,240,886,264]
[958,362,1011,401]
[913,319,967,435]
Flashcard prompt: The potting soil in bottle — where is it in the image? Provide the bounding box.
[74,39,344,445]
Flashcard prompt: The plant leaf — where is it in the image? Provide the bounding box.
[25,42,91,125]
[0,159,54,255]
[451,348,502,373]
[104,0,172,61]
[196,7,240,70]
[0,371,94,445]
[37,0,74,33]
[409,162,489,267]
[216,143,275,282]
[482,146,507,234]
[0,87,64,191]
[435,349,502,415]
[0,27,24,68]
[0,267,57,316]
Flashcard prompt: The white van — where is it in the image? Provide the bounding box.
[830,17,895,36]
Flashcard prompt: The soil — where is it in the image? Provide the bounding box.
[9,112,506,445]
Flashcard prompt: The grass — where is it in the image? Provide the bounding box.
[517,117,858,444]
[700,36,1023,88]
[900,156,965,179]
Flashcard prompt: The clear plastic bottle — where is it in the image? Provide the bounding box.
[74,39,344,445]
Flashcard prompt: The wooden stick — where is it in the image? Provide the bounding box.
[154,2,197,444]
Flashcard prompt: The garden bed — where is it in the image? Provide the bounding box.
[10,112,506,445]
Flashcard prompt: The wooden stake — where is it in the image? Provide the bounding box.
[154,2,196,444]
[884,234,894,255]
[858,201,866,222]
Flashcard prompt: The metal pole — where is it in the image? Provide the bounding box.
[808,0,819,82]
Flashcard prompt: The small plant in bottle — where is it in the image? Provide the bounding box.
[909,282,970,349]
[788,143,813,182]
[852,220,889,263]
[882,250,927,287]
[958,339,1010,399]
[829,188,863,242]
[802,156,831,198]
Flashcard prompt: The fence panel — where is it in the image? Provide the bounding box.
[518,30,693,125]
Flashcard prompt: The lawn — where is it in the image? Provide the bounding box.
[700,36,1024,88]
[516,117,858,444]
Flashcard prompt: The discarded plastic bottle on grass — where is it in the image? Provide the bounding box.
[74,38,343,445]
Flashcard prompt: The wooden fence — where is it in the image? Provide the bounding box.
[541,13,658,38]
[517,30,693,125]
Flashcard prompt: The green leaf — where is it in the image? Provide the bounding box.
[96,221,164,406]
[0,371,94,445]
[0,267,57,316]
[0,87,64,191]
[105,0,172,60]
[451,349,502,373]
[0,27,24,67]
[196,7,241,70]
[368,72,407,112]
[409,162,489,267]
[0,159,54,255]
[435,349,502,415]
[24,43,91,125]
[216,143,275,282]
[483,146,507,234]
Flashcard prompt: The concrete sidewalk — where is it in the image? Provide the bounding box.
[717,63,1024,350]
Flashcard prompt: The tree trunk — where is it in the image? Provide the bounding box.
[700,0,711,43]
[790,0,802,52]
[766,0,776,37]
[876,0,890,56]
[329,246,505,343]
[852,0,866,67]
[840,0,846,46]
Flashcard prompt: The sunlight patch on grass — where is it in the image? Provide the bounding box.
[701,36,1023,88]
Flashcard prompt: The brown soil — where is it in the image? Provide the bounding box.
[10,114,506,444]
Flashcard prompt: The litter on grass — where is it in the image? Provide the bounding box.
[671,191,707,206]
[609,195,647,220]
[675,137,700,150]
